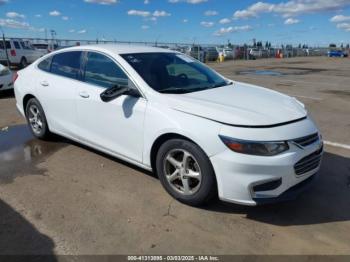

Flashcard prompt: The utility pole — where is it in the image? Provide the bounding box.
[50,30,56,46]
[0,26,10,68]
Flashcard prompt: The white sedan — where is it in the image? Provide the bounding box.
[14,45,323,206]
[0,64,13,91]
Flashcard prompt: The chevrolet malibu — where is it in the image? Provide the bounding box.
[14,45,323,206]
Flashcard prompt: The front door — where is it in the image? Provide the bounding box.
[76,51,146,163]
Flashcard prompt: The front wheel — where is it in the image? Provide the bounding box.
[156,139,217,206]
[25,98,51,139]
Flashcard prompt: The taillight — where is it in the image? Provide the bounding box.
[12,71,18,83]
[10,49,16,56]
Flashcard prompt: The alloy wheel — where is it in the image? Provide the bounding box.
[28,104,43,135]
[163,149,202,195]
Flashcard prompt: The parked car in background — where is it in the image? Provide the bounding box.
[249,48,269,59]
[32,43,59,55]
[0,39,43,68]
[327,50,348,57]
[216,47,234,60]
[186,45,205,62]
[0,64,13,91]
[205,47,219,61]
[170,46,187,54]
[249,48,262,59]
[14,45,323,206]
[222,48,234,59]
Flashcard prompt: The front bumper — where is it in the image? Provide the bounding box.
[252,173,318,205]
[210,123,323,206]
[0,74,13,91]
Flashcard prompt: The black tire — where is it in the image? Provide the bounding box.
[20,57,28,69]
[25,98,51,140]
[156,139,217,206]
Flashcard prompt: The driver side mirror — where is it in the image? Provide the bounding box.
[100,85,140,102]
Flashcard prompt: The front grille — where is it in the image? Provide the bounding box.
[292,133,319,147]
[294,146,323,176]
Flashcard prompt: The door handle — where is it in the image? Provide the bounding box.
[40,81,49,87]
[79,92,90,98]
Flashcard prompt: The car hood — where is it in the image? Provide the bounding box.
[163,82,307,127]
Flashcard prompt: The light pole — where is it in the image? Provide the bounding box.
[155,34,162,47]
[0,26,10,68]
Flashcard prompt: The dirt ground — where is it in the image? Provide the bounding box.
[0,56,349,256]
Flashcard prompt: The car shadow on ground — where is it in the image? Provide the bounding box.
[0,89,14,99]
[0,198,57,259]
[2,125,350,227]
[204,151,350,226]
[76,137,350,227]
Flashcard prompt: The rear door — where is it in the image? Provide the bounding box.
[75,51,146,162]
[36,51,83,138]
[0,41,13,64]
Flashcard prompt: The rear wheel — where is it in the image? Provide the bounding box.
[20,57,28,69]
[25,98,51,139]
[156,139,217,206]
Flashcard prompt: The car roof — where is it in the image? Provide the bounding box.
[57,44,176,55]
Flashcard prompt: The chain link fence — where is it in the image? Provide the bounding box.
[0,36,343,68]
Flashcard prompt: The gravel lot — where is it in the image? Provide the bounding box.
[0,56,349,256]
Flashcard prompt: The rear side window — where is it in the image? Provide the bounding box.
[38,56,53,72]
[51,51,82,80]
[13,41,21,49]
[83,52,128,88]
[20,42,30,50]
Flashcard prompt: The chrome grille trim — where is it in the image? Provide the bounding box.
[292,133,319,147]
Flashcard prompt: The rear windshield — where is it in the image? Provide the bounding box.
[0,41,11,49]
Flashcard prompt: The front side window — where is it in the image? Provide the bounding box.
[121,52,229,94]
[83,52,128,88]
[51,51,82,80]
[13,41,21,49]
[20,42,29,50]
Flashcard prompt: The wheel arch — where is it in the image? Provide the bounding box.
[23,94,36,115]
[150,132,209,175]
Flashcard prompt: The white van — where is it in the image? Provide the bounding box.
[0,39,43,68]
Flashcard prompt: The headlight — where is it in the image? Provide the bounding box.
[219,136,289,156]
[0,68,11,76]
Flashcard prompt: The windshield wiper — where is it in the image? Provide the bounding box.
[159,87,206,94]
[159,82,232,94]
[210,81,232,89]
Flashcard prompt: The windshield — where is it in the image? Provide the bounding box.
[121,52,230,94]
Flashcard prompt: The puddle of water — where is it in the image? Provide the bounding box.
[268,67,328,75]
[0,125,66,184]
[236,67,329,77]
[236,70,284,76]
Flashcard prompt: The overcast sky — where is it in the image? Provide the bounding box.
[0,0,350,46]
